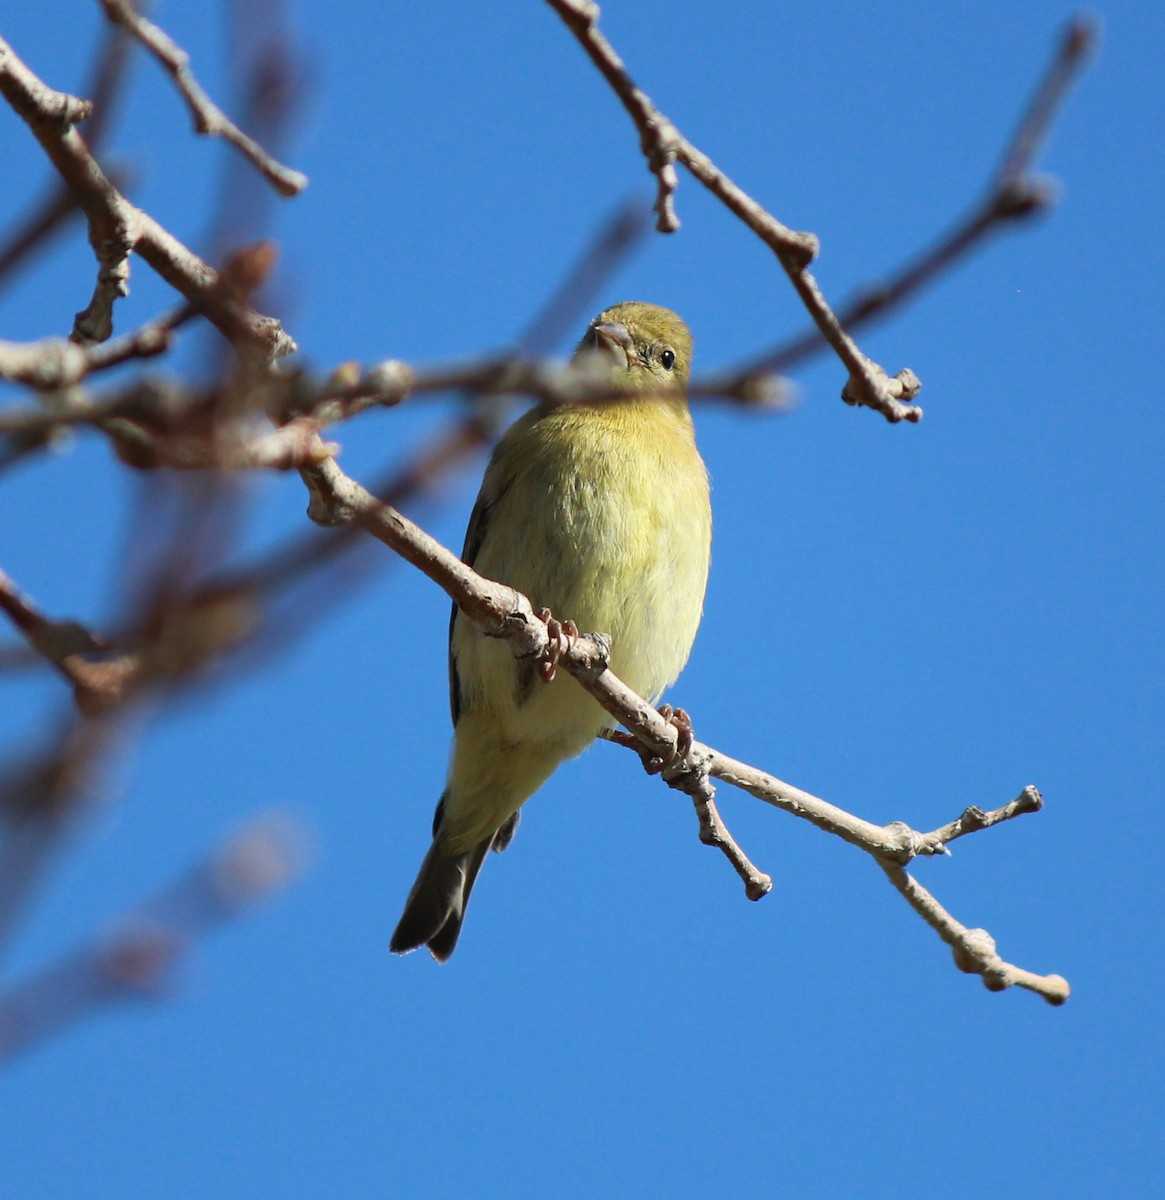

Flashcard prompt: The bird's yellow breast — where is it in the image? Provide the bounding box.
[442,394,711,846]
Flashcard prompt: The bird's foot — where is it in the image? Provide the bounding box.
[537,609,580,683]
[650,704,694,775]
[491,810,520,853]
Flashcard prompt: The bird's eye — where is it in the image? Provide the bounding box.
[660,349,676,370]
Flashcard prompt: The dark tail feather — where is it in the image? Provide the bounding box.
[422,839,490,961]
[390,810,520,962]
[389,838,488,961]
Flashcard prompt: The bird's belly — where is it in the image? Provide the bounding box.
[456,459,708,744]
[441,399,710,851]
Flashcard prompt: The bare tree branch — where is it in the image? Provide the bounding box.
[724,15,1098,382]
[0,7,1085,1032]
[879,862,1069,1004]
[0,35,295,361]
[0,8,134,286]
[300,449,1069,1003]
[0,815,308,1065]
[0,570,125,712]
[604,727,772,898]
[545,0,923,423]
[0,720,105,948]
[98,0,307,197]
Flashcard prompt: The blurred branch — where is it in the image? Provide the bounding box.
[0,717,116,961]
[98,0,307,196]
[0,206,651,718]
[0,5,314,1070]
[0,569,125,712]
[545,0,923,423]
[0,349,788,472]
[300,449,1069,1004]
[0,34,295,360]
[995,18,1094,187]
[0,453,276,1038]
[0,560,262,716]
[0,815,307,1065]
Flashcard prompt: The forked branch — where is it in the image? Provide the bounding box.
[300,449,1069,1004]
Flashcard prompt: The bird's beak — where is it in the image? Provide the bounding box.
[589,321,634,371]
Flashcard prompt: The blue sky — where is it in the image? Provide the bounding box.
[1,1,1162,1197]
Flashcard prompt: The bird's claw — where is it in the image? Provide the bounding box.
[537,609,579,683]
[657,704,694,772]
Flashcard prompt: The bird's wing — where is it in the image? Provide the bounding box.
[447,469,511,726]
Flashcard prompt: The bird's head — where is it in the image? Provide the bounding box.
[576,301,693,391]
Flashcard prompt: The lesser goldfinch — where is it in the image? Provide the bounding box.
[391,302,711,960]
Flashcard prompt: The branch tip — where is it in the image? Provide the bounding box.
[842,364,923,423]
[1063,13,1101,60]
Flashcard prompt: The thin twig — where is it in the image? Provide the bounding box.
[98,0,307,197]
[0,35,295,361]
[0,7,135,285]
[544,0,922,423]
[880,863,1070,1005]
[603,728,771,898]
[915,786,1045,853]
[721,15,1098,382]
[995,17,1096,188]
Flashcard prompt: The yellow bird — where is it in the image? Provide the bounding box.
[391,302,712,960]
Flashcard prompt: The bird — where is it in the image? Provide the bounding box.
[390,301,712,960]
